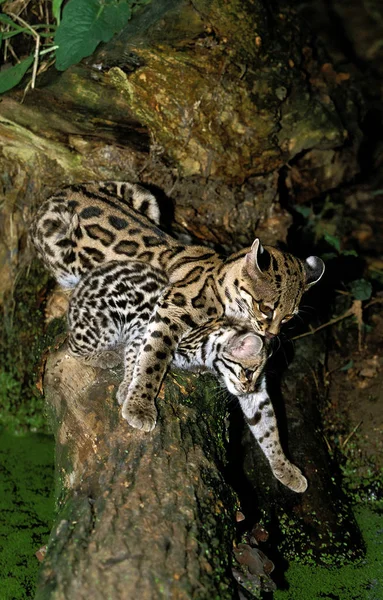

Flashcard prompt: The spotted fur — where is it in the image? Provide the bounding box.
[67,260,307,492]
[239,374,307,492]
[31,181,325,432]
[30,181,161,289]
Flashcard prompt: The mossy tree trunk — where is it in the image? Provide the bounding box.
[35,346,236,599]
[0,0,360,299]
[0,0,366,593]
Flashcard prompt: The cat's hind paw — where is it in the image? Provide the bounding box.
[272,462,308,493]
[121,400,157,432]
[78,350,122,369]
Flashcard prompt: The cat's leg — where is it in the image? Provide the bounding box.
[67,308,123,368]
[116,338,142,405]
[238,374,308,493]
[76,350,123,368]
[68,337,123,368]
[45,286,72,322]
[120,291,190,432]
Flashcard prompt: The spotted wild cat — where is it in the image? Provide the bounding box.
[31,181,324,431]
[67,260,307,493]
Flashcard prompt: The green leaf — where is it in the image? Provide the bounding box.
[320,252,337,261]
[103,1,131,30]
[52,0,65,24]
[349,278,372,301]
[2,29,22,40]
[0,55,34,94]
[295,205,312,218]
[324,232,341,252]
[0,13,23,28]
[55,0,132,71]
[340,359,354,372]
[342,249,358,257]
[2,25,55,41]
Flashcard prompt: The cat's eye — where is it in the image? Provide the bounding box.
[244,369,254,382]
[258,302,273,320]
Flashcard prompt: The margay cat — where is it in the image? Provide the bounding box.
[31,181,324,432]
[67,260,307,493]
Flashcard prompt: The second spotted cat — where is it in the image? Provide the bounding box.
[31,181,325,432]
[67,260,307,493]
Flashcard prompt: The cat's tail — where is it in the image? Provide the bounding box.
[98,181,161,225]
[30,199,81,288]
[30,198,77,245]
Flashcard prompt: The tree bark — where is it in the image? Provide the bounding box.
[0,0,366,592]
[35,345,237,599]
[231,333,364,567]
[0,0,361,299]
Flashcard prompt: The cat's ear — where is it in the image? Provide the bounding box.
[304,256,325,288]
[245,238,270,279]
[226,333,263,359]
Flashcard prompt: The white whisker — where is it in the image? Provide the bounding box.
[227,394,240,408]
[294,313,306,325]
[272,336,281,354]
[300,304,315,312]
[279,343,290,366]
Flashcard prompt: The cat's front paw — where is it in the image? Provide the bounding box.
[121,400,157,432]
[272,462,308,493]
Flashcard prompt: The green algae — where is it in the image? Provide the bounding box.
[0,259,65,434]
[0,432,55,600]
[167,370,230,461]
[274,503,383,600]
[0,260,58,597]
[334,434,383,506]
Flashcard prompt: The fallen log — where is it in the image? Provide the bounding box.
[0,0,365,592]
[35,329,365,600]
[35,345,237,599]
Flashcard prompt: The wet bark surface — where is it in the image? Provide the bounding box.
[0,0,377,595]
[36,347,236,600]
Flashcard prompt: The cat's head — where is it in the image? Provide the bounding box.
[216,330,268,396]
[239,239,324,337]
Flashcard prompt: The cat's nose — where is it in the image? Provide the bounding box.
[265,331,276,340]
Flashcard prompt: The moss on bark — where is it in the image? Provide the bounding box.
[36,349,237,599]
